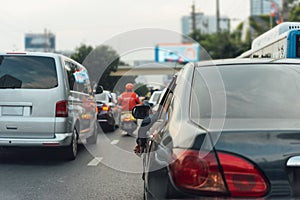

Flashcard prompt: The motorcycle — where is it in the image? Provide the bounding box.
[120,111,138,135]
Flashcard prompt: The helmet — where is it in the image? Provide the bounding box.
[125,83,134,91]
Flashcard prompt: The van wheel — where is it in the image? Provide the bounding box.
[64,128,78,160]
[87,124,98,144]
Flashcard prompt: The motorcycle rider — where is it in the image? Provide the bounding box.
[118,83,142,111]
[118,83,142,135]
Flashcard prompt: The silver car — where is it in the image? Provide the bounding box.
[0,52,98,160]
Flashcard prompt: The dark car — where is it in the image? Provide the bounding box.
[95,90,121,132]
[133,58,300,199]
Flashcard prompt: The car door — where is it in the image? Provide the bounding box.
[143,76,177,181]
[65,60,96,135]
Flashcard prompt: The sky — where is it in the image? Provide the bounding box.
[0,0,250,52]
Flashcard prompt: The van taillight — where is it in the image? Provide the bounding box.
[218,152,269,197]
[170,150,269,197]
[56,100,68,117]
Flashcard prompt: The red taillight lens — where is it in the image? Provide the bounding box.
[101,105,110,111]
[56,100,68,117]
[218,152,269,197]
[170,150,269,198]
[170,150,226,193]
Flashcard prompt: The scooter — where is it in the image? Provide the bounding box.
[120,111,138,135]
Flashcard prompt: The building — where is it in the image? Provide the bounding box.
[250,0,282,16]
[181,12,229,39]
[25,30,55,52]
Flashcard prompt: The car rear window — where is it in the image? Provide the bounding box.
[191,64,300,120]
[0,55,57,89]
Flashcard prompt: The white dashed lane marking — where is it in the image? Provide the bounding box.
[87,157,103,166]
[110,140,119,145]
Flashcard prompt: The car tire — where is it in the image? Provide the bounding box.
[64,128,78,160]
[87,124,98,144]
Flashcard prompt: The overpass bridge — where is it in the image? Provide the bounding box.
[110,63,184,76]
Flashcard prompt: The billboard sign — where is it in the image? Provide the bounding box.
[155,43,200,63]
[25,33,55,52]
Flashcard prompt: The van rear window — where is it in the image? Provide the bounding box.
[0,56,58,89]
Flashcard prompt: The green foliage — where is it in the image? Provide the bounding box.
[82,45,120,91]
[249,17,268,36]
[71,44,93,64]
[190,31,251,59]
[134,83,149,97]
[289,6,300,21]
[71,44,138,93]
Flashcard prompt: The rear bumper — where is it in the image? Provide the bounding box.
[0,132,73,147]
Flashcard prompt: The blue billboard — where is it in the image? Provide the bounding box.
[25,33,55,52]
[155,43,200,63]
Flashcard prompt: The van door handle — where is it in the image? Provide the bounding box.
[6,126,18,130]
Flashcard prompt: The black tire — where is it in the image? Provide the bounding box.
[86,124,98,144]
[101,123,115,133]
[64,128,78,161]
[109,123,116,132]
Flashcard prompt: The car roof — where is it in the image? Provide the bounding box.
[0,51,63,57]
[194,58,300,68]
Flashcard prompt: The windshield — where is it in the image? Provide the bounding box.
[151,92,161,102]
[0,56,57,89]
[191,64,300,120]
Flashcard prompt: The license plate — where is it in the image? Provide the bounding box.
[2,106,23,116]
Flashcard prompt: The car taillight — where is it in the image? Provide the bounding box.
[170,150,227,194]
[56,100,68,117]
[101,105,110,111]
[170,149,269,198]
[218,152,269,197]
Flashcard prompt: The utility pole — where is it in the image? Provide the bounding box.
[44,28,48,52]
[191,1,196,33]
[216,0,220,34]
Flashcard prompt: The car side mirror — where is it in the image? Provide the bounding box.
[132,105,151,119]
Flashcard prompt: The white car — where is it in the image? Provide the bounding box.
[148,91,162,107]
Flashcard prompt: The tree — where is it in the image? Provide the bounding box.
[71,44,138,93]
[289,6,300,21]
[81,45,121,91]
[71,44,93,64]
[134,83,149,97]
[190,31,250,59]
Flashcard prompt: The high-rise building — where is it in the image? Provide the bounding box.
[250,0,282,16]
[181,13,229,37]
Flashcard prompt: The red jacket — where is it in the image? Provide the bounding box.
[118,92,142,111]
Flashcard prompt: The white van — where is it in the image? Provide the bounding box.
[0,52,98,160]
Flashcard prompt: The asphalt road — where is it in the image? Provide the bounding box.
[0,127,144,200]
